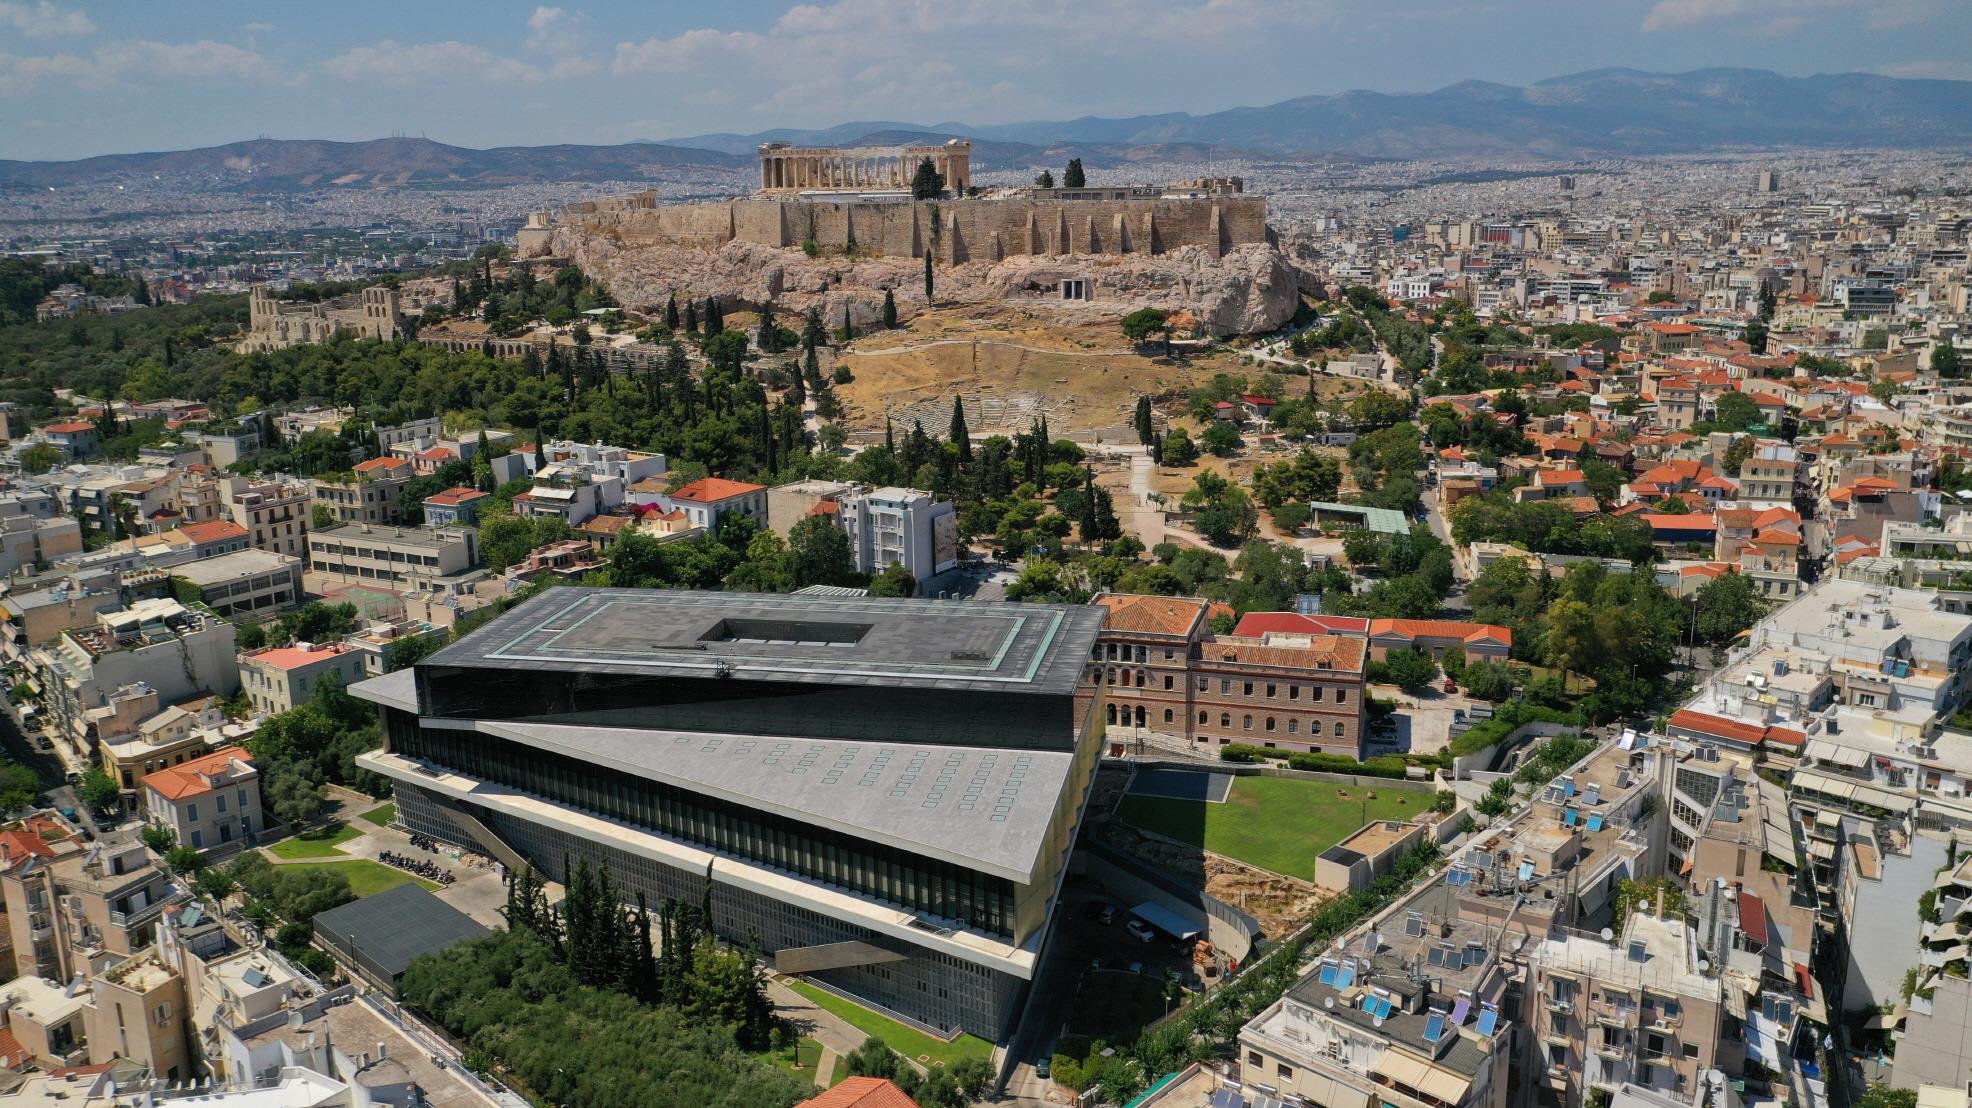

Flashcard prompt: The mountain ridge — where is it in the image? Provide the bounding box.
[6,68,1968,191]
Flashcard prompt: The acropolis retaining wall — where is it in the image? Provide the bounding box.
[539,193,1274,263]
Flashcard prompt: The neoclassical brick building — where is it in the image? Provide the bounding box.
[1080,594,1369,758]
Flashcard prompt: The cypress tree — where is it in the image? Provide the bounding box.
[704,297,723,336]
[882,288,898,329]
[884,416,895,453]
[664,293,680,330]
[949,396,972,463]
[923,251,934,302]
[802,305,827,350]
[685,300,698,333]
[1064,158,1086,188]
[1134,395,1153,446]
[1079,466,1098,543]
[803,344,820,387]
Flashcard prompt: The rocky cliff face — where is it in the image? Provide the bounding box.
[552,227,1300,336]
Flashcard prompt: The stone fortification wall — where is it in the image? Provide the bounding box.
[551,195,1272,262]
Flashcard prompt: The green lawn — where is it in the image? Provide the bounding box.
[274,858,440,897]
[265,822,365,859]
[765,1037,831,1088]
[1116,775,1424,880]
[359,803,397,827]
[782,979,993,1070]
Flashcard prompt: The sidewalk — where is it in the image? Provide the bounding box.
[768,976,870,1062]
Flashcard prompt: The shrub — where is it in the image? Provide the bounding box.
[1219,743,1267,764]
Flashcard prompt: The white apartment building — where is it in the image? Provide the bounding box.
[142,745,260,853]
[238,642,367,715]
[169,549,302,619]
[221,475,309,558]
[305,523,479,587]
[29,599,239,756]
[515,440,667,527]
[838,487,959,580]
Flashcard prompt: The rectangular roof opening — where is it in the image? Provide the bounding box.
[699,617,872,647]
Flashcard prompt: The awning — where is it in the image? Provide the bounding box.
[1850,782,1914,814]
[1803,739,1867,770]
[1129,901,1203,941]
[1792,770,1857,802]
[1373,1050,1435,1094]
[1416,1064,1473,1105]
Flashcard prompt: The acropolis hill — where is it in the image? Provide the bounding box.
[522,141,1300,336]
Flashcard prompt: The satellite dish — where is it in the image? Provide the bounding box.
[1373,1016,1385,1028]
[1324,996,1335,1009]
[1698,958,1710,974]
[1599,927,1614,941]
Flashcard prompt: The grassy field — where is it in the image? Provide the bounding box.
[276,858,440,897]
[1116,775,1424,880]
[781,979,993,1070]
[265,822,365,859]
[767,1037,830,1089]
[359,803,396,827]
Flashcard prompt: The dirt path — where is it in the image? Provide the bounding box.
[843,337,1139,359]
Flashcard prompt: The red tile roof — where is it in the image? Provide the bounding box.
[178,519,248,544]
[143,746,254,801]
[353,457,411,474]
[246,642,355,671]
[798,1077,920,1108]
[667,477,766,503]
[1367,619,1511,646]
[423,487,487,507]
[1232,612,1372,638]
[43,421,96,434]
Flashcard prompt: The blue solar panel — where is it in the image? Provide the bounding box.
[1563,807,1579,825]
[1587,815,1604,832]
[1335,965,1356,989]
[1563,780,1576,796]
[1476,1009,1499,1036]
[1425,1014,1446,1042]
[1450,998,1471,1025]
[1210,1090,1240,1108]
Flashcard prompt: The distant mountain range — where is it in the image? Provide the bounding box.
[671,68,1972,160]
[0,136,747,191]
[5,68,1969,191]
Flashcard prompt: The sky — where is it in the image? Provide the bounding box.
[2,0,1970,161]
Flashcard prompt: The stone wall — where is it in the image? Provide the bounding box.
[549,194,1273,262]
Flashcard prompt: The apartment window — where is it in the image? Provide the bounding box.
[1288,720,1298,734]
[1855,693,1876,707]
[1219,679,1230,694]
[1682,1043,1698,1059]
[1197,678,1208,691]
[1163,675,1173,690]
[1242,715,1252,731]
[1243,682,1253,696]
[1289,686,1300,700]
[1265,717,1276,732]
[186,802,198,821]
[1334,722,1346,737]
[216,794,227,813]
[1247,1051,1263,1068]
[1199,711,1209,724]
[1276,1063,1293,1080]
[1266,683,1276,698]
[1310,686,1324,702]
[1335,689,1348,705]
[1221,714,1231,728]
[1164,709,1174,723]
[189,830,203,848]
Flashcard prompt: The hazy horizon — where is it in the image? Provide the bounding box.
[2,0,1970,162]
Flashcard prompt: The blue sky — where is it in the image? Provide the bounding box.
[2,0,1968,161]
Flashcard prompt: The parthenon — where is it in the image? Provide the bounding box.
[758,140,971,197]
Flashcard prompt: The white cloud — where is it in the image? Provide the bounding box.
[243,21,273,33]
[609,0,1336,122]
[0,38,276,91]
[0,1,94,37]
[1868,58,1972,80]
[321,40,546,87]
[1639,0,1935,32]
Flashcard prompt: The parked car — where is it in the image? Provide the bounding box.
[1126,919,1157,943]
[1099,904,1119,925]
[1443,678,1458,693]
[1035,1057,1051,1080]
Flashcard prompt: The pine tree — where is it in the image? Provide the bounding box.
[1035,169,1055,189]
[949,397,972,463]
[910,158,945,200]
[704,297,723,336]
[802,305,827,351]
[757,301,781,353]
[882,288,898,329]
[664,293,681,331]
[1063,158,1086,188]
